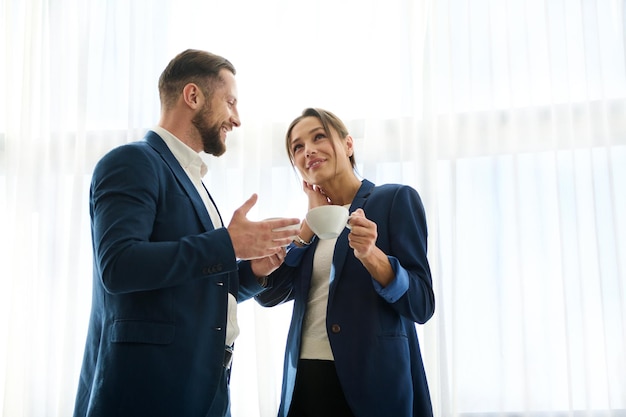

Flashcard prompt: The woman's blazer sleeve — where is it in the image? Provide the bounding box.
[368,185,435,324]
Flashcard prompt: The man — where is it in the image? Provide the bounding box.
[73,49,299,417]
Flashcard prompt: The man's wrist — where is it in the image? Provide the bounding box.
[257,276,269,287]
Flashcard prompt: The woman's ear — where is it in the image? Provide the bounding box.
[345,135,354,157]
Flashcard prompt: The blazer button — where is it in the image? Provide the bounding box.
[331,324,341,334]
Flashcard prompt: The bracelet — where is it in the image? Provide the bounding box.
[294,235,313,246]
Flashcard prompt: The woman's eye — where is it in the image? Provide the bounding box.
[293,144,302,153]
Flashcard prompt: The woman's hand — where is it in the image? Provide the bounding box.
[347,209,378,259]
[348,208,395,287]
[303,181,330,210]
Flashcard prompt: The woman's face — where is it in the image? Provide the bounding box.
[289,116,353,186]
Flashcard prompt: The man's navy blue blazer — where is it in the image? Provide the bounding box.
[256,179,435,417]
[73,131,265,417]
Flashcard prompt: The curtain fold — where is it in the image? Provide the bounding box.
[1,0,624,416]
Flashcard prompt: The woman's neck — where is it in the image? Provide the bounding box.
[323,174,362,206]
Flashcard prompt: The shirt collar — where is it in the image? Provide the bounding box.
[152,126,207,178]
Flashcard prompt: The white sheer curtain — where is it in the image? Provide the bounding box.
[1,0,624,416]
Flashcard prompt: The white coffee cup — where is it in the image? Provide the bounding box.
[305,205,351,239]
[265,218,301,233]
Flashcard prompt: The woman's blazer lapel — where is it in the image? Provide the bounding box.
[327,180,375,306]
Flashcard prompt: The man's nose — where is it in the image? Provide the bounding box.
[230,110,241,128]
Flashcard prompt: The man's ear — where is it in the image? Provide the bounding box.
[182,83,202,109]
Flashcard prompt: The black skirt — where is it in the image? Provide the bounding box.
[287,359,356,417]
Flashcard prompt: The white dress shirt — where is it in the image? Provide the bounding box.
[153,126,239,347]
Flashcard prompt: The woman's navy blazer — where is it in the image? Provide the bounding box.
[256,179,435,417]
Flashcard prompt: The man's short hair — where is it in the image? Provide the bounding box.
[158,49,236,109]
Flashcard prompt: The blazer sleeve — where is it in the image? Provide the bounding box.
[370,185,435,324]
[254,261,299,307]
[91,143,238,294]
[235,260,273,302]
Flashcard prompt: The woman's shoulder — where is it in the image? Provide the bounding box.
[371,182,420,198]
[366,183,425,215]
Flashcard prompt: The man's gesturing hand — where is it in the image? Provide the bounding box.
[227,194,300,260]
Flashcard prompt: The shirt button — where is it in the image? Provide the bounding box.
[331,324,341,334]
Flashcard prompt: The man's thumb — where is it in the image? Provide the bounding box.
[237,193,258,216]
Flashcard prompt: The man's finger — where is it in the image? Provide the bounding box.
[236,193,258,216]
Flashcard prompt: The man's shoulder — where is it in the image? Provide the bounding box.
[94,134,167,176]
[102,131,163,158]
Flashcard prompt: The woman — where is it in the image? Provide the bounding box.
[256,108,435,417]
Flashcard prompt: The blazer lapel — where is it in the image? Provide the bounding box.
[144,131,215,232]
[203,182,226,227]
[328,179,375,306]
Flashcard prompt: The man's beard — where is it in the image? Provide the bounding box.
[192,105,226,156]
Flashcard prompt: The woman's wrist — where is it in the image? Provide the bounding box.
[294,235,312,246]
[293,219,315,246]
